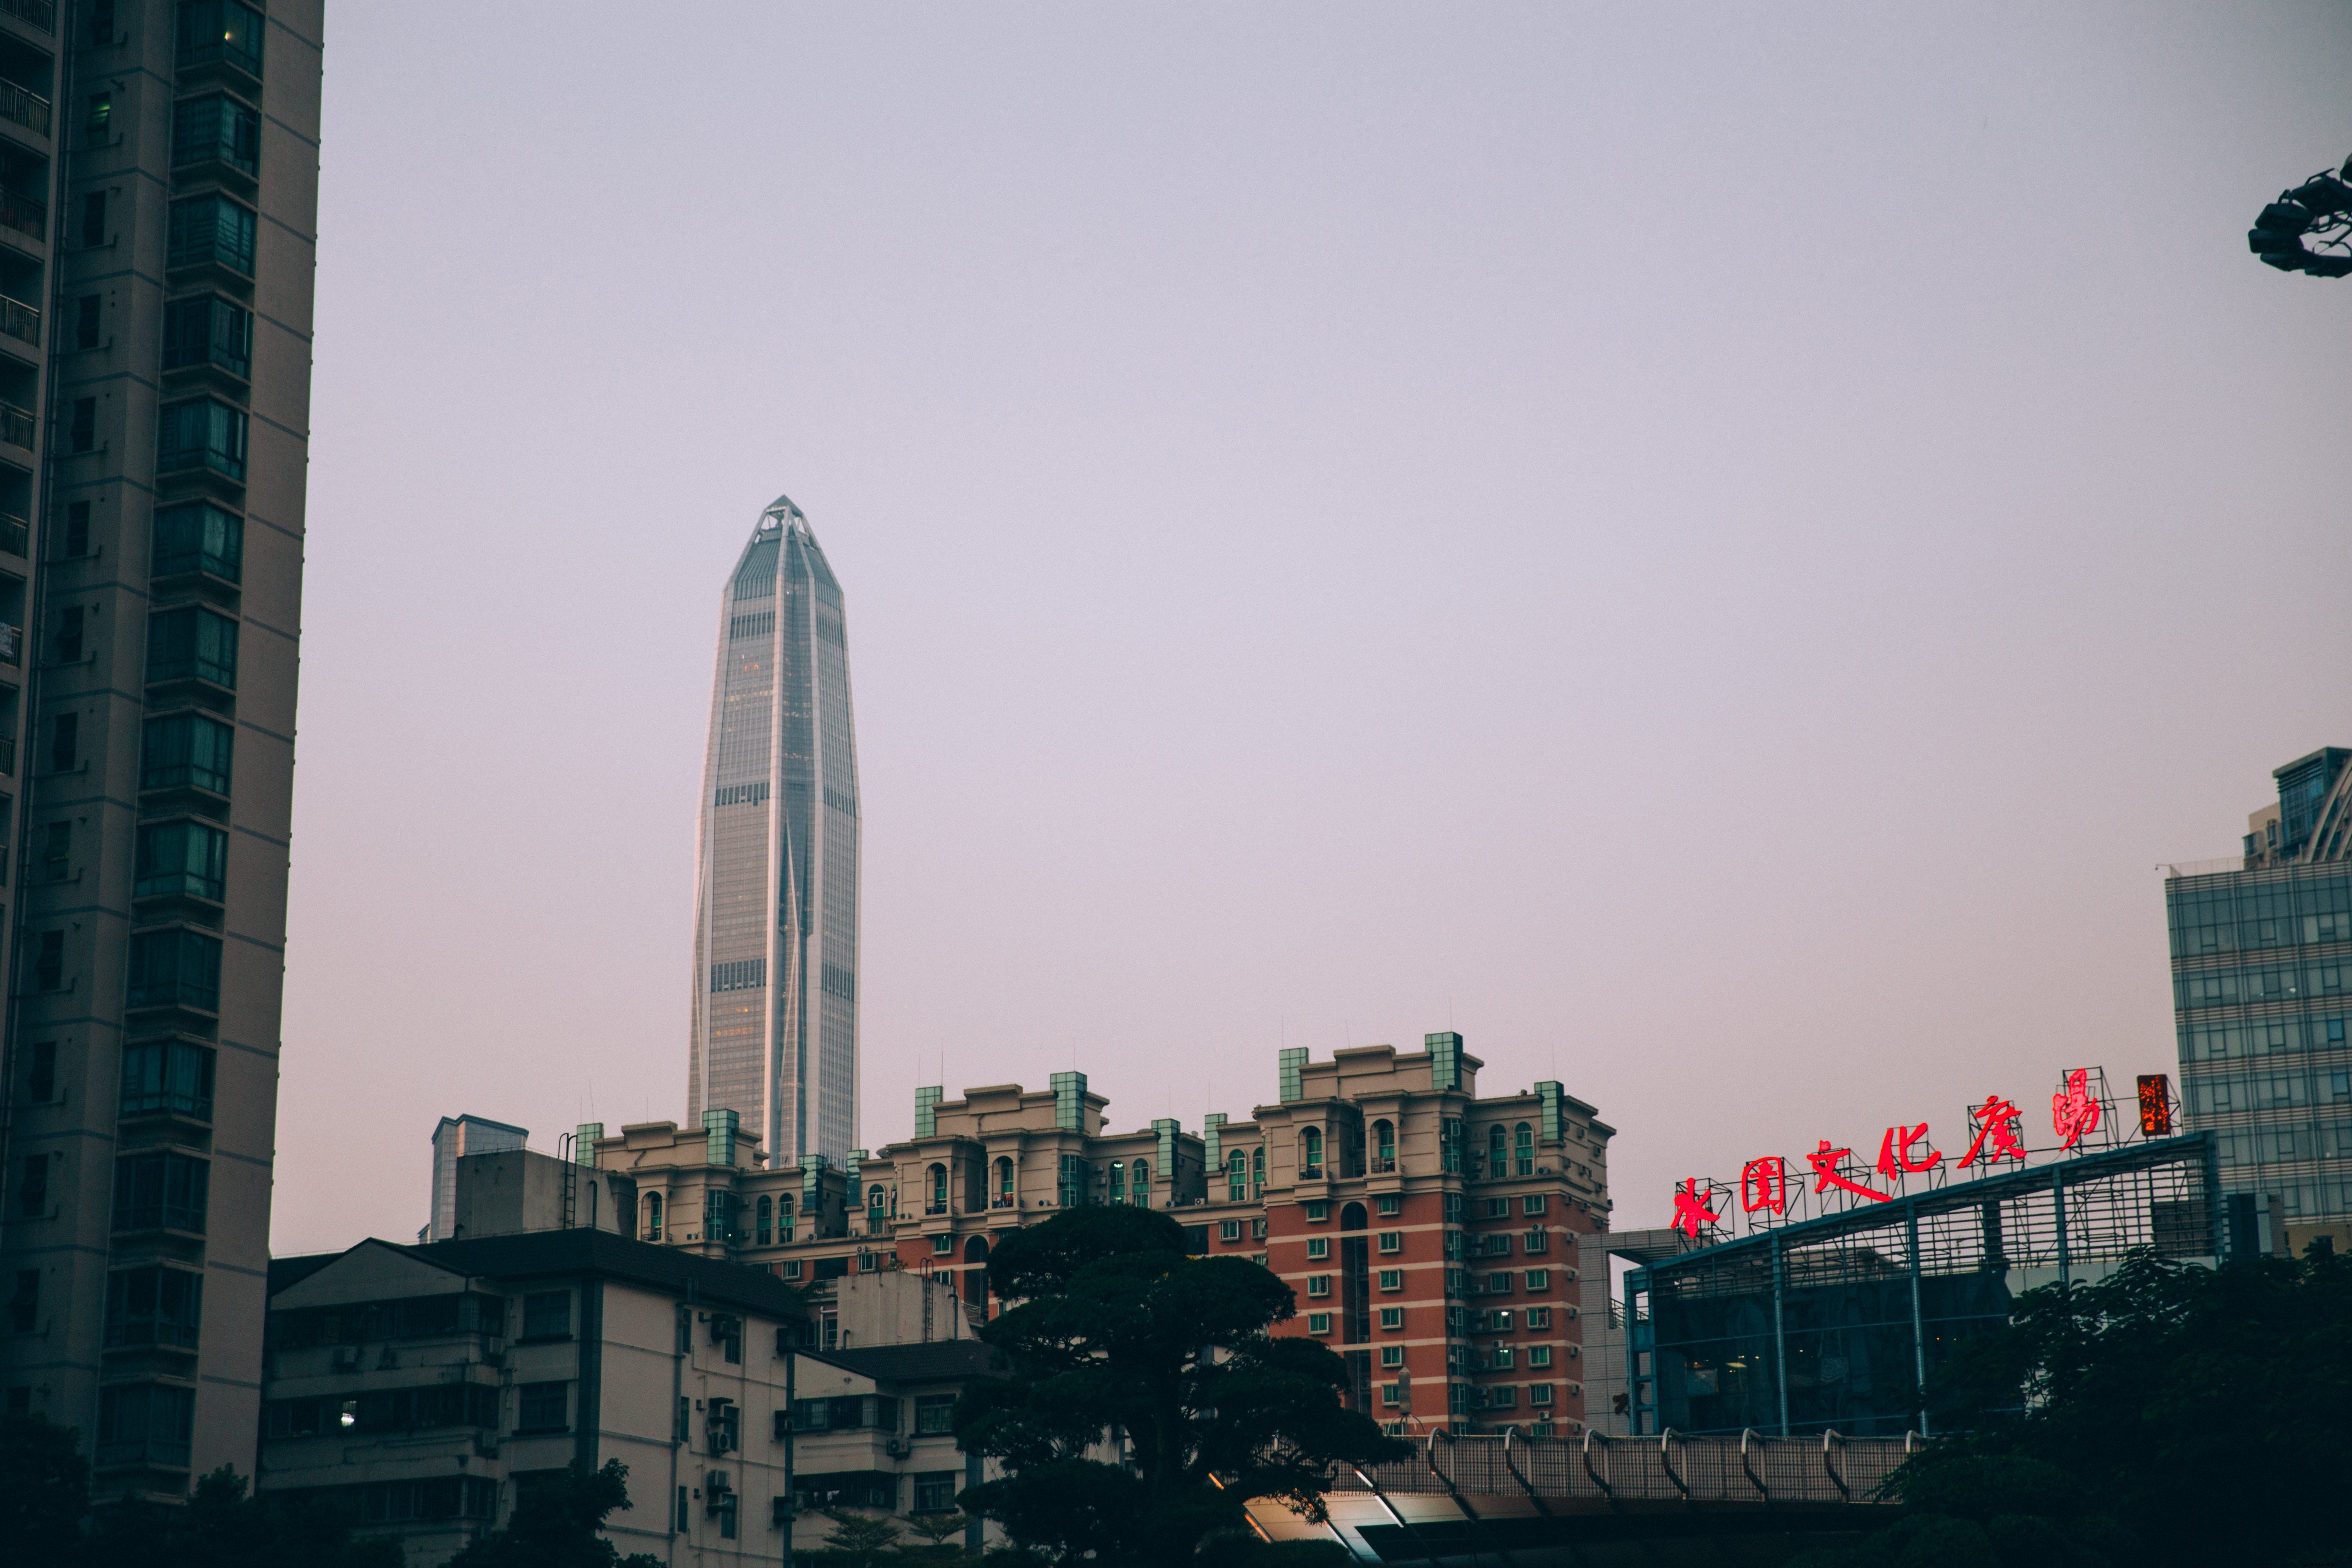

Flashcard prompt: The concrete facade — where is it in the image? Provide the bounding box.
[0,0,322,1502]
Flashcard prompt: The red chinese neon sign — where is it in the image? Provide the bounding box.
[1958,1095,2027,1168]
[2052,1069,2101,1149]
[1671,1178,1721,1239]
[1805,1140,1891,1204]
[1875,1123,1943,1180]
[1740,1157,1789,1216]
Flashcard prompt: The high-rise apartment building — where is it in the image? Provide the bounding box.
[689,495,861,1168]
[0,0,322,1501]
[2165,746,2352,1258]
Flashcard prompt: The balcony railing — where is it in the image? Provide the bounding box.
[0,0,54,32]
[0,620,17,662]
[1372,1158,1397,1173]
[0,735,15,776]
[0,187,41,242]
[0,293,35,347]
[0,77,50,137]
[0,400,30,447]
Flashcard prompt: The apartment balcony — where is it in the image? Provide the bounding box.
[0,292,34,350]
[0,186,38,244]
[176,0,265,90]
[0,398,31,452]
[0,0,55,34]
[0,77,48,138]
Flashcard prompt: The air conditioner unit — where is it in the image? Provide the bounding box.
[885,1438,907,1458]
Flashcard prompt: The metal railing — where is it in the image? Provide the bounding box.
[0,77,49,136]
[0,400,30,447]
[1334,1429,1918,1505]
[0,0,54,34]
[0,188,39,242]
[0,292,35,346]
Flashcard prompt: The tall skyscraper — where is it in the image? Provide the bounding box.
[2165,746,2352,1257]
[0,0,324,1498]
[689,495,861,1168]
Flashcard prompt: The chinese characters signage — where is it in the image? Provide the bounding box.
[1674,1066,2142,1237]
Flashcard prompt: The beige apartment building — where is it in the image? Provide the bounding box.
[0,0,322,1503]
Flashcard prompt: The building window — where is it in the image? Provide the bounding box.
[1219,1220,1240,1241]
[172,93,261,178]
[1444,1193,1463,1222]
[41,819,69,879]
[1525,1270,1548,1290]
[521,1291,570,1339]
[1489,1309,1514,1331]
[9,1270,37,1334]
[928,1163,948,1213]
[1227,1150,1247,1202]
[153,502,245,582]
[156,398,248,479]
[96,1384,193,1468]
[1372,1119,1395,1170]
[995,1157,1014,1207]
[147,606,239,688]
[142,712,236,794]
[103,1267,202,1349]
[781,1259,802,1280]
[134,820,228,902]
[1530,1345,1553,1368]
[1306,1237,1329,1260]
[15,1153,47,1217]
[1515,1122,1534,1176]
[1376,1194,1401,1216]
[112,1152,208,1234]
[1522,1194,1547,1216]
[643,1192,663,1241]
[34,931,62,991]
[127,929,224,1014]
[1107,1160,1124,1204]
[1381,1383,1402,1408]
[913,1394,956,1435]
[64,501,90,556]
[1523,1229,1548,1254]
[1252,1219,1267,1240]
[756,1194,772,1245]
[69,397,95,453]
[1305,1275,1330,1298]
[1486,1272,1514,1296]
[120,1039,215,1120]
[1489,1385,1518,1409]
[1485,1197,1510,1219]
[931,1232,954,1255]
[1307,1312,1332,1334]
[1378,1269,1403,1292]
[24,1043,56,1102]
[1380,1344,1403,1368]
[1377,1231,1402,1253]
[175,0,266,75]
[1253,1146,1265,1191]
[1529,1383,1554,1406]
[1130,1159,1151,1205]
[1298,1127,1323,1176]
[1303,1201,1329,1222]
[1379,1308,1404,1330]
[166,194,257,276]
[914,1471,960,1514]
[517,1382,567,1432]
[74,294,99,349]
[1526,1308,1551,1329]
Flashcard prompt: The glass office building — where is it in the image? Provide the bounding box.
[2165,747,2352,1250]
[689,496,861,1167]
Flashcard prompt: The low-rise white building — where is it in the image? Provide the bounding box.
[262,1230,802,1565]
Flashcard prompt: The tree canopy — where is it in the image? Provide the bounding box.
[1796,1245,2352,1568]
[443,1459,663,1568]
[952,1204,1408,1565]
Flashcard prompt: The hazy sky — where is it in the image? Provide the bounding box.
[273,3,2352,1256]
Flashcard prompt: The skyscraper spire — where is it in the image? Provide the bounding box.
[689,497,861,1165]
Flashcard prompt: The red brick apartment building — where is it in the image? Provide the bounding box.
[582,1034,1613,1433]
